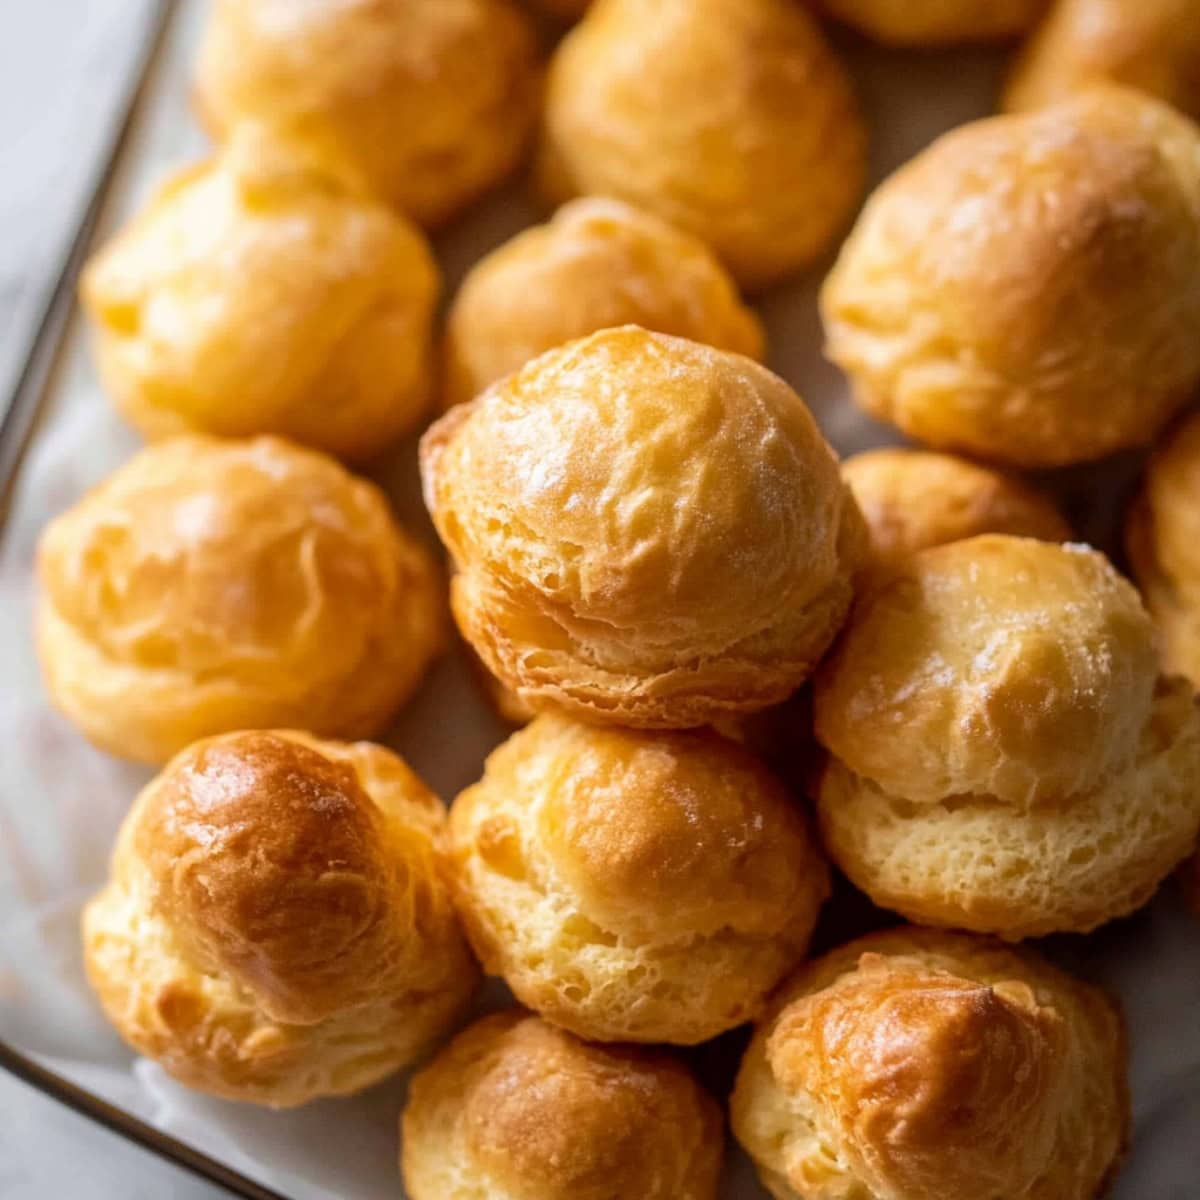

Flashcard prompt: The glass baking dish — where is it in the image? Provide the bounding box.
[0,2,1196,1196]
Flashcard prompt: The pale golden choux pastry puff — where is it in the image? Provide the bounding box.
[80,127,439,460]
[819,0,1047,45]
[732,927,1127,1200]
[813,534,1200,938]
[421,326,865,729]
[402,1011,721,1199]
[842,447,1069,565]
[1005,0,1200,121]
[36,435,442,764]
[441,196,764,409]
[822,86,1200,468]
[1126,409,1200,688]
[83,730,477,1107]
[445,714,830,1044]
[536,0,867,290]
[194,0,539,229]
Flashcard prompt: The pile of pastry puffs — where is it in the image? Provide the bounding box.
[36,1,1200,1196]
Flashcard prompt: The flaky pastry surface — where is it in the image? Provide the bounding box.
[446,714,830,1043]
[536,0,867,289]
[83,730,477,1106]
[441,196,763,409]
[403,1011,722,1199]
[732,927,1127,1200]
[37,435,442,763]
[195,0,539,228]
[842,447,1069,565]
[813,535,1200,937]
[81,129,439,459]
[822,87,1200,467]
[423,326,865,729]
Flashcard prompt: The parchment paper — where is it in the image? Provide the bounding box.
[0,2,1196,1196]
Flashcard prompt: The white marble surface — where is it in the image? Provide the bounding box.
[0,4,1197,1199]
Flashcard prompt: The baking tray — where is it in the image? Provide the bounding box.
[0,2,1197,1196]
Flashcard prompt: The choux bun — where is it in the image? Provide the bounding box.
[445,714,830,1044]
[83,730,477,1107]
[422,326,865,729]
[80,129,439,459]
[732,927,1127,1200]
[822,87,1200,468]
[1005,0,1200,122]
[536,0,867,290]
[813,535,1200,938]
[37,435,442,764]
[441,197,764,409]
[528,0,591,17]
[820,0,1047,45]
[1127,409,1200,687]
[194,0,539,228]
[402,1011,722,1199]
[842,447,1070,565]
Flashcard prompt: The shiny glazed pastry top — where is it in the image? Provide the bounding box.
[37,435,442,763]
[441,196,764,409]
[80,129,439,460]
[1127,409,1200,686]
[822,86,1200,467]
[819,0,1048,44]
[1004,0,1200,121]
[445,714,830,1044]
[842,447,1069,565]
[812,535,1200,938]
[421,326,865,729]
[402,1011,722,1199]
[194,0,539,228]
[536,0,868,289]
[732,927,1127,1200]
[83,730,477,1107]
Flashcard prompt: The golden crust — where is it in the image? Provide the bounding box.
[732,927,1127,1200]
[422,326,865,729]
[194,0,539,228]
[36,435,443,764]
[445,714,830,1044]
[813,535,1200,938]
[820,0,1046,45]
[1126,409,1200,686]
[402,1011,722,1199]
[842,448,1070,565]
[441,196,764,409]
[1004,0,1200,121]
[82,730,477,1107]
[535,0,867,290]
[822,87,1200,468]
[80,130,439,459]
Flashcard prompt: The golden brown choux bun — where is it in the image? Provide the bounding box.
[83,730,477,1107]
[80,129,439,460]
[422,326,865,729]
[822,87,1200,468]
[820,0,1047,45]
[37,435,442,764]
[445,714,830,1044]
[1005,0,1200,121]
[402,1011,722,1199]
[536,0,868,290]
[441,196,764,409]
[194,0,539,229]
[1126,409,1200,687]
[812,535,1200,938]
[842,447,1070,565]
[732,927,1127,1200]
